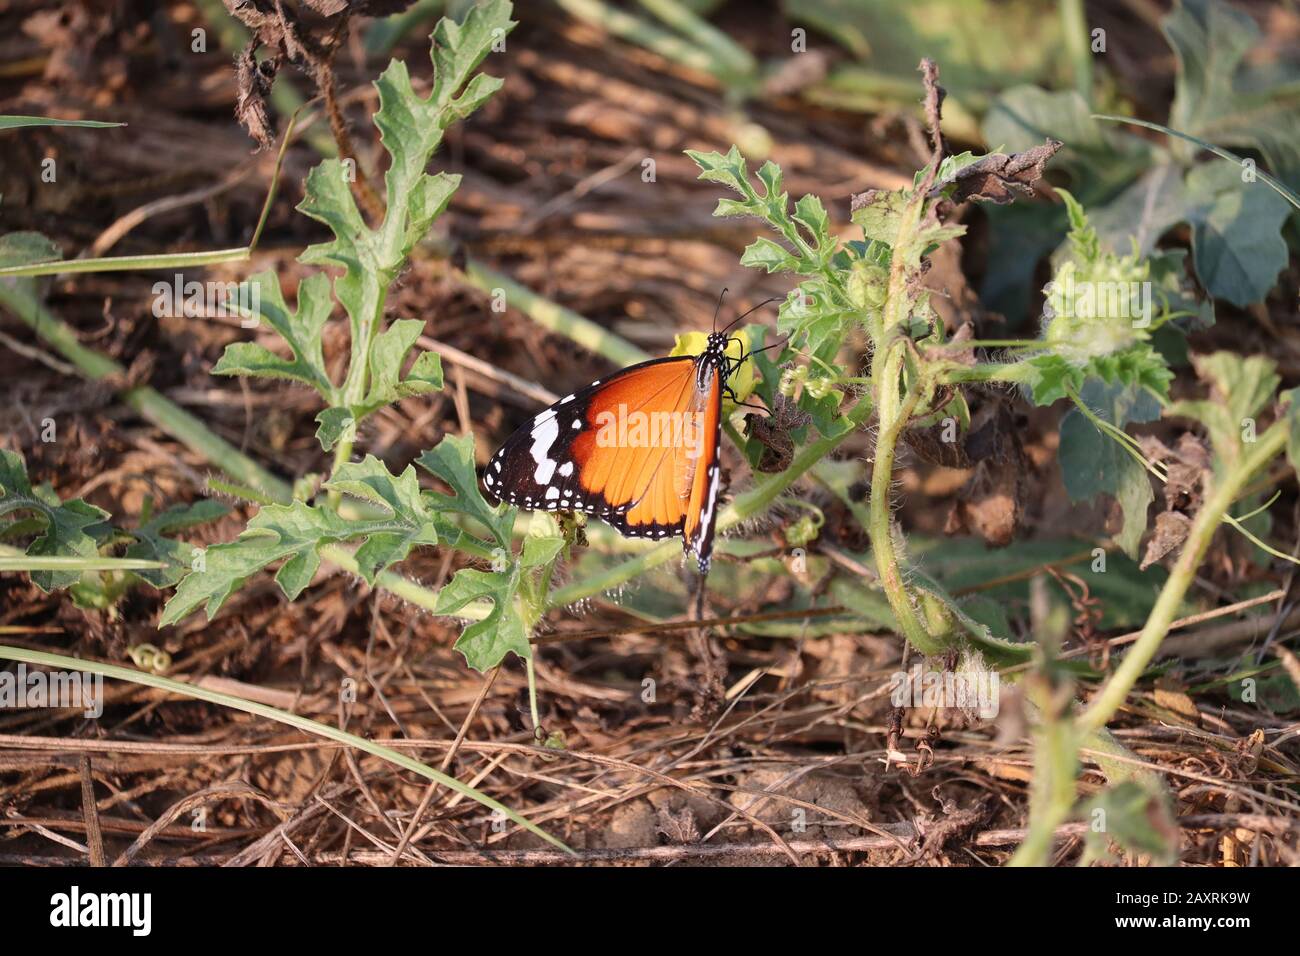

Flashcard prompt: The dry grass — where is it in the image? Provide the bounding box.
[1,1,1298,866]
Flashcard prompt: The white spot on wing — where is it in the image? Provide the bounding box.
[530,415,560,484]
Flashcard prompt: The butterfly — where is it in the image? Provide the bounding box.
[482,296,776,574]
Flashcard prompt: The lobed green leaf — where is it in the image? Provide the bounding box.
[124,500,230,588]
[434,566,531,670]
[0,449,111,591]
[212,271,335,399]
[161,456,439,624]
[416,432,515,551]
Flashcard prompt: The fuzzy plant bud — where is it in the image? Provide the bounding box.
[847,260,889,312]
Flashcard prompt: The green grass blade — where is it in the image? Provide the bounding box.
[637,0,757,80]
[466,260,651,367]
[555,0,728,78]
[0,116,125,130]
[0,107,297,279]
[1059,0,1092,99]
[1092,113,1300,212]
[0,556,164,572]
[0,248,254,278]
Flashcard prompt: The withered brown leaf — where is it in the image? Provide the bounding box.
[942,139,1062,205]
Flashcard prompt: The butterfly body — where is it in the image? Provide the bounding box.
[483,331,739,573]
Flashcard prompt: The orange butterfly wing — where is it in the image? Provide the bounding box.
[571,358,701,538]
[484,349,728,572]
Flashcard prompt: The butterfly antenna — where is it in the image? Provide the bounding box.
[720,296,780,335]
[711,287,728,333]
[745,332,792,358]
[734,334,792,369]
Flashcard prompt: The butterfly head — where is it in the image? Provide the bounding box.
[704,330,731,361]
[701,329,746,385]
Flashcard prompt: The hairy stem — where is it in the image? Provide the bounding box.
[1009,680,1080,867]
[867,338,944,655]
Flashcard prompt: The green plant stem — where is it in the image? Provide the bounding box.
[525,655,542,736]
[318,543,441,612]
[1077,420,1288,734]
[1008,654,1170,867]
[860,133,962,656]
[0,248,256,279]
[0,281,293,504]
[932,338,1044,350]
[867,342,942,655]
[0,644,569,853]
[1009,678,1081,867]
[547,537,677,609]
[868,155,938,650]
[205,477,281,508]
[1084,724,1164,790]
[1059,0,1092,100]
[936,361,1024,386]
[0,551,163,573]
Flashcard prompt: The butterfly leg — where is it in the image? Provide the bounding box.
[723,384,769,415]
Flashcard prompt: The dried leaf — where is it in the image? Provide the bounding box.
[941,139,1062,204]
[1154,678,1202,726]
[1141,510,1192,570]
[234,41,280,150]
[948,402,1027,547]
